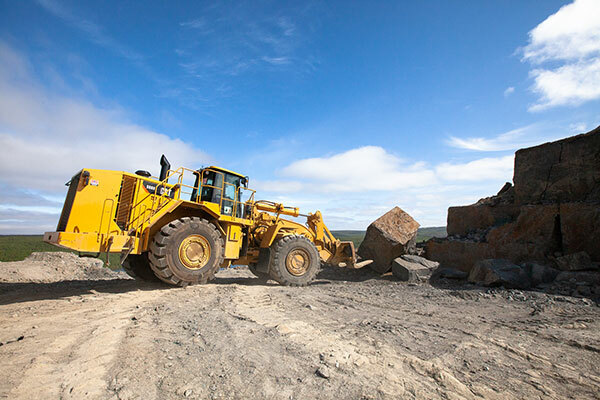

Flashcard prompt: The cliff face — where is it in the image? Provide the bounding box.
[426,125,600,271]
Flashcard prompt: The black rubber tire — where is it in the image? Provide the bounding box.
[248,263,269,280]
[122,253,160,281]
[268,235,321,286]
[148,217,224,286]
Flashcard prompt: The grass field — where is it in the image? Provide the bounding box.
[0,235,121,266]
[332,227,447,248]
[0,227,447,264]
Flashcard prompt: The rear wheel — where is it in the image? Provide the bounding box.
[122,253,159,281]
[268,235,321,286]
[149,217,224,286]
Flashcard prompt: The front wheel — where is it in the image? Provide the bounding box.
[149,217,224,286]
[268,235,321,286]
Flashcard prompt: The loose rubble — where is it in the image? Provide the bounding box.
[0,252,127,283]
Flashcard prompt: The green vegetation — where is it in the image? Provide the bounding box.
[0,235,121,266]
[331,230,365,248]
[332,227,446,248]
[416,226,447,242]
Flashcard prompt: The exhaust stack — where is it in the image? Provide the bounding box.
[159,154,170,182]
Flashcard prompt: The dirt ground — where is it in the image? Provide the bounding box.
[1,256,599,399]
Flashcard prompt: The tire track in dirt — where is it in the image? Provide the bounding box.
[230,284,496,399]
[1,286,170,399]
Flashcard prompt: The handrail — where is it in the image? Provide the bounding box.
[124,166,257,234]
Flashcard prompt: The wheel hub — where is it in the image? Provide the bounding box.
[285,248,310,276]
[178,235,211,270]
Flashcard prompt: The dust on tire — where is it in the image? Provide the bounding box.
[148,217,224,286]
[268,234,321,286]
[122,253,160,281]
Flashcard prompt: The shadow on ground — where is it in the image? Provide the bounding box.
[0,266,406,306]
[0,279,165,305]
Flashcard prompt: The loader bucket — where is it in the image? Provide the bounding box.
[337,241,373,269]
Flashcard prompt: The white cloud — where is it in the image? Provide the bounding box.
[522,0,600,63]
[252,179,304,193]
[447,124,563,152]
[0,42,209,232]
[435,156,514,182]
[504,86,515,97]
[281,146,437,192]
[255,146,517,229]
[529,58,600,110]
[569,122,588,133]
[521,0,600,110]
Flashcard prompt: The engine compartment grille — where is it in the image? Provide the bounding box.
[115,175,137,231]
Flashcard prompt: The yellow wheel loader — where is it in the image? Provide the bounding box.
[44,155,372,286]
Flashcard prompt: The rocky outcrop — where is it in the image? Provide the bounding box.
[559,203,600,260]
[513,127,600,204]
[426,125,600,278]
[358,207,420,273]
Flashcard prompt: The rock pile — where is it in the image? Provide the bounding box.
[426,126,600,273]
[357,206,420,273]
[0,252,127,283]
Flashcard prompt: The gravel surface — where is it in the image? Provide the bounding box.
[0,255,599,399]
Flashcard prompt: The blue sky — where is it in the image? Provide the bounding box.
[1,0,599,233]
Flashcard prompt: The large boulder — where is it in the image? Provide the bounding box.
[555,252,596,271]
[358,207,420,273]
[392,259,428,282]
[555,271,600,286]
[391,255,439,282]
[523,262,559,287]
[468,259,531,289]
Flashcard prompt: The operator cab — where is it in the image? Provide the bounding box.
[191,166,249,218]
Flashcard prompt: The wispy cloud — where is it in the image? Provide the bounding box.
[0,208,61,234]
[504,86,515,97]
[520,0,600,111]
[180,17,211,32]
[262,56,291,65]
[447,124,565,152]
[36,0,143,62]
[176,3,318,80]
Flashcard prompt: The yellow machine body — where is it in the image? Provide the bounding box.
[44,164,364,269]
